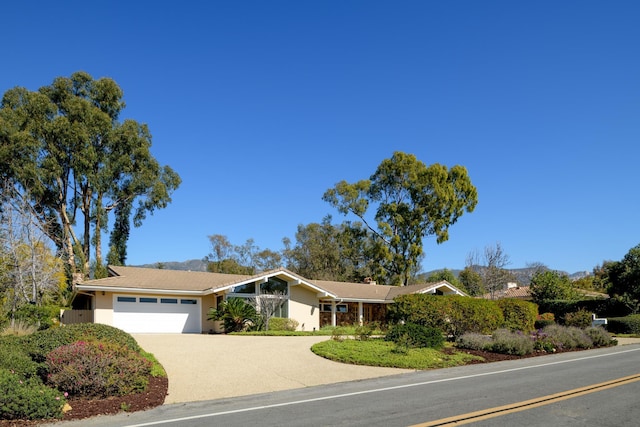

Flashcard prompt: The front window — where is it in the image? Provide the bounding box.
[260,277,288,295]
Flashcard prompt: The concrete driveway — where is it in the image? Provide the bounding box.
[132,334,411,404]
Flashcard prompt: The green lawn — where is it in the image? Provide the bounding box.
[311,338,482,369]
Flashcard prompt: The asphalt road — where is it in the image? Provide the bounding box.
[52,343,640,427]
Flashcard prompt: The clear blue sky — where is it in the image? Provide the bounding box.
[3,1,639,274]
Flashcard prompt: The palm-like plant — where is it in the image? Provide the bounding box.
[208,298,257,332]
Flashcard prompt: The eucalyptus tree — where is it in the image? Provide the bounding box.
[0,72,180,279]
[323,152,477,286]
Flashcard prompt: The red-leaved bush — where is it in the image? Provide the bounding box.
[46,341,151,398]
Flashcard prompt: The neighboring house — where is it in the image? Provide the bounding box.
[70,266,466,334]
[480,284,532,301]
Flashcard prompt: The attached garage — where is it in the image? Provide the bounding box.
[112,295,202,333]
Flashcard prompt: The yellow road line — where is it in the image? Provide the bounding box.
[410,373,640,427]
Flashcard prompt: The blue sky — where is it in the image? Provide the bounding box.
[3,1,639,274]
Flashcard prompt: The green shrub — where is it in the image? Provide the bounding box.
[489,329,535,355]
[0,341,39,379]
[46,341,151,398]
[354,324,373,341]
[14,305,61,330]
[22,323,141,362]
[585,327,616,347]
[0,368,66,420]
[534,312,555,330]
[496,299,538,332]
[607,315,640,334]
[268,317,299,331]
[385,323,444,349]
[456,333,492,351]
[389,295,504,339]
[563,308,593,328]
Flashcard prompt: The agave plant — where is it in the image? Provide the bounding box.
[208,298,257,332]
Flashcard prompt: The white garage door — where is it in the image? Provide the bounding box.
[113,295,201,333]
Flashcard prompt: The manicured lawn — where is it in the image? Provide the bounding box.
[311,339,482,369]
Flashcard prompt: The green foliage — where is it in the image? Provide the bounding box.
[530,270,579,303]
[354,324,373,341]
[535,312,556,329]
[455,333,492,351]
[0,71,181,278]
[458,267,485,296]
[21,323,141,363]
[605,243,640,313]
[388,294,504,339]
[489,329,535,356]
[496,299,538,332]
[323,152,477,285]
[385,323,444,349]
[207,298,258,333]
[13,304,60,330]
[541,325,596,350]
[267,317,299,332]
[563,308,593,328]
[607,314,640,334]
[0,368,66,420]
[0,337,39,379]
[585,327,617,347]
[46,341,151,398]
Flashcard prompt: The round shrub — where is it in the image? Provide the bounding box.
[0,368,66,420]
[563,308,593,328]
[46,341,151,398]
[456,333,492,351]
[585,327,616,347]
[496,299,538,332]
[21,323,141,363]
[489,329,534,356]
[385,323,444,349]
[268,317,299,331]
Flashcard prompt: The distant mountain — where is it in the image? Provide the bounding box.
[136,259,208,272]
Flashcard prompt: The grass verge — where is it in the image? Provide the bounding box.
[311,339,482,369]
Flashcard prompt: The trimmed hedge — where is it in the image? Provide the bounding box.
[496,299,538,332]
[607,315,640,334]
[385,323,445,349]
[537,299,631,320]
[388,295,504,339]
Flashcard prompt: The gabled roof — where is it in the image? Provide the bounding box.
[75,266,337,298]
[75,266,466,301]
[313,280,466,302]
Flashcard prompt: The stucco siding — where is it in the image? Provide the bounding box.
[94,291,114,326]
[289,285,320,331]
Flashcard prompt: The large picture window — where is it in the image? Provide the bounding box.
[260,277,288,295]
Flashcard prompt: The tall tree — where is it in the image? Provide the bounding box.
[529,270,579,304]
[605,243,640,314]
[323,152,477,285]
[0,72,181,280]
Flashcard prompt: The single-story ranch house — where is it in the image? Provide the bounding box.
[69,265,466,334]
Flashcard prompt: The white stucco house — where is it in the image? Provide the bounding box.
[69,265,466,334]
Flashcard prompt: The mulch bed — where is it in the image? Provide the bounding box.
[0,376,168,427]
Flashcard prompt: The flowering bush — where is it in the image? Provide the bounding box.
[0,368,66,420]
[46,341,151,398]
